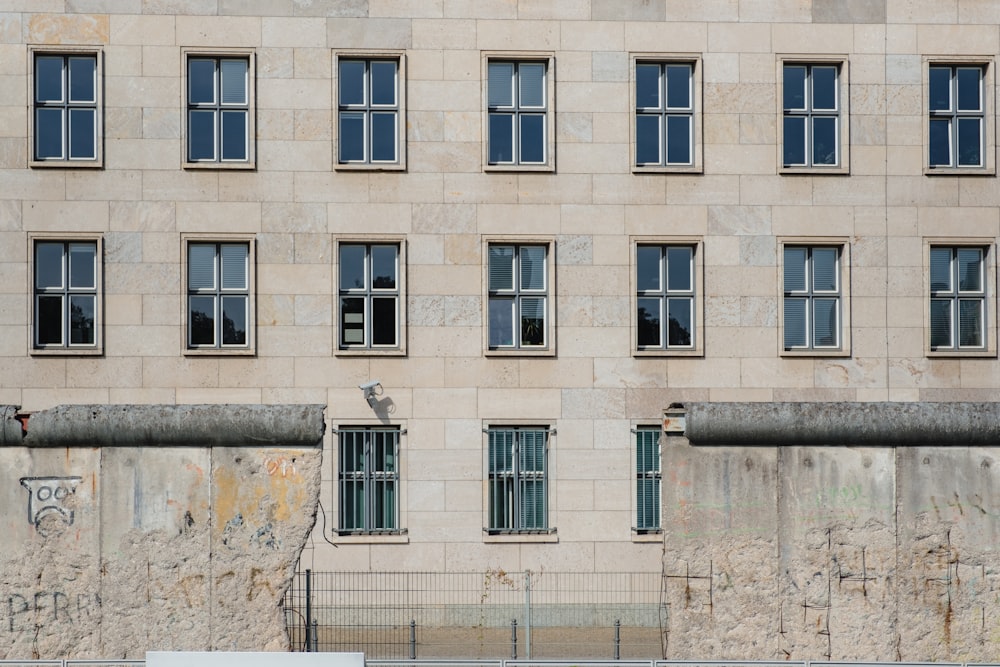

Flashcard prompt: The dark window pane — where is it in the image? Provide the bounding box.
[959,299,983,347]
[36,242,64,289]
[666,115,691,164]
[519,114,545,163]
[68,57,95,102]
[340,297,365,345]
[370,112,396,162]
[339,113,365,162]
[370,61,397,106]
[812,116,837,165]
[340,245,366,290]
[783,298,807,348]
[188,110,215,161]
[666,246,692,291]
[929,118,951,166]
[36,56,64,102]
[665,64,691,109]
[636,64,660,109]
[69,295,95,345]
[68,108,96,159]
[68,243,96,289]
[783,116,805,166]
[221,110,247,160]
[520,296,545,346]
[636,246,661,292]
[36,296,63,346]
[635,115,661,165]
[189,295,215,346]
[371,245,397,289]
[956,67,981,111]
[929,299,952,348]
[637,297,661,347]
[929,247,953,292]
[221,295,247,345]
[783,65,806,110]
[339,60,365,106]
[488,113,513,163]
[488,297,514,347]
[811,66,837,110]
[36,108,64,159]
[371,297,397,346]
[957,117,981,166]
[667,297,692,347]
[220,59,247,105]
[958,248,983,292]
[188,59,216,104]
[928,67,951,111]
[812,298,838,347]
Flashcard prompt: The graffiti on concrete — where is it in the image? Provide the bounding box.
[19,476,83,535]
[5,591,101,633]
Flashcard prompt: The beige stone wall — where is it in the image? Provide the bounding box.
[3,0,1000,659]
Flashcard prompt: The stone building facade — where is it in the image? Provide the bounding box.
[3,0,1000,661]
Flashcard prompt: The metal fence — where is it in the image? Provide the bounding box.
[283,570,666,659]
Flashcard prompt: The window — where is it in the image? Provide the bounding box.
[487,243,549,351]
[338,242,401,351]
[32,239,100,351]
[636,244,695,351]
[635,427,661,534]
[186,241,252,350]
[338,427,400,534]
[31,50,101,165]
[486,58,552,168]
[929,65,985,169]
[930,246,987,351]
[634,60,697,169]
[185,53,253,166]
[782,63,841,168]
[782,245,843,352]
[487,427,549,534]
[336,56,404,168]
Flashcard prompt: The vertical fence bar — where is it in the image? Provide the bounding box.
[614,619,621,660]
[511,619,517,659]
[525,571,532,659]
[304,569,313,652]
[409,620,416,659]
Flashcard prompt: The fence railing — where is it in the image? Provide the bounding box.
[282,570,666,659]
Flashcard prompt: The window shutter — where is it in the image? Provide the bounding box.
[488,62,514,107]
[959,300,983,347]
[957,248,982,292]
[220,59,247,104]
[783,247,807,292]
[188,244,216,290]
[812,298,838,347]
[518,63,545,108]
[929,247,952,292]
[929,299,952,348]
[220,244,247,290]
[520,245,545,290]
[784,298,807,348]
[812,247,838,291]
[489,246,514,290]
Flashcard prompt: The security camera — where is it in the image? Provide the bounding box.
[359,380,382,391]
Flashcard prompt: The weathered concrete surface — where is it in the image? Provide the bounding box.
[0,405,323,659]
[663,403,1000,661]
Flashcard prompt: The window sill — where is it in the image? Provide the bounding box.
[779,166,849,176]
[333,533,409,545]
[631,531,663,543]
[184,348,256,357]
[924,166,996,176]
[484,164,554,173]
[31,347,103,357]
[632,165,702,175]
[335,163,406,172]
[29,160,103,169]
[336,348,406,357]
[780,348,851,358]
[484,532,558,544]
[183,161,256,171]
[926,349,997,359]
[486,348,556,358]
[634,348,702,358]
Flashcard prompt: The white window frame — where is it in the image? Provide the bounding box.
[631,54,702,173]
[779,238,851,357]
[29,234,103,356]
[924,57,995,175]
[28,46,103,168]
[777,56,849,175]
[632,425,662,538]
[925,239,996,357]
[632,237,704,357]
[182,49,255,169]
[483,424,556,541]
[335,238,406,356]
[482,52,555,172]
[334,51,406,171]
[182,235,255,356]
[484,239,555,356]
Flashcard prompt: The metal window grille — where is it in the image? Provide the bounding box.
[635,428,661,532]
[488,428,548,533]
[338,427,400,533]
